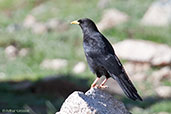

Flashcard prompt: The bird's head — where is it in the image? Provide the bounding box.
[71,18,99,33]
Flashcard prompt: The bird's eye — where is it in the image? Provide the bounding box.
[78,20,83,24]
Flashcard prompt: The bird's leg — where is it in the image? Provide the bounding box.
[91,77,100,88]
[99,78,108,89]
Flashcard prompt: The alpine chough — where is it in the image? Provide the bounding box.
[71,18,142,101]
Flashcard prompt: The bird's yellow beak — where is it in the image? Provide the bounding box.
[71,20,80,25]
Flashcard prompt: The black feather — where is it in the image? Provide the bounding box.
[114,73,143,101]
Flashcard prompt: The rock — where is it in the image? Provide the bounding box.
[151,46,171,66]
[155,86,171,98]
[45,18,59,31]
[56,88,129,114]
[123,62,136,76]
[5,45,18,59]
[150,67,171,85]
[73,62,86,74]
[6,24,22,33]
[124,62,150,76]
[5,46,29,59]
[19,48,29,57]
[97,9,129,31]
[23,14,47,34]
[45,18,69,32]
[131,73,147,82]
[23,15,36,28]
[141,0,171,26]
[31,4,47,15]
[23,15,68,34]
[114,39,171,66]
[32,22,47,34]
[40,59,67,70]
[105,78,125,96]
[105,72,146,96]
[97,0,110,9]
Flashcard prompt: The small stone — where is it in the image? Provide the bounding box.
[45,18,69,32]
[23,15,36,28]
[19,48,29,57]
[97,9,129,31]
[46,18,59,30]
[73,62,86,74]
[151,67,171,85]
[32,22,47,34]
[40,59,68,70]
[155,86,171,98]
[6,24,21,33]
[5,45,18,59]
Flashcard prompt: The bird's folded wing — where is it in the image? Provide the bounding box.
[97,54,124,77]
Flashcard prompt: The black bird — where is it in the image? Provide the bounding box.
[71,18,142,101]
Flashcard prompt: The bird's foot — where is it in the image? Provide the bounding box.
[91,84,98,88]
[91,77,100,88]
[98,85,109,89]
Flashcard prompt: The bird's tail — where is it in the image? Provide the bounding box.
[114,73,143,101]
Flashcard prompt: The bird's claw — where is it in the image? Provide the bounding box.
[91,84,98,88]
[98,85,109,89]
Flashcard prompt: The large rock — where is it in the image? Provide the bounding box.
[56,88,129,114]
[141,0,171,26]
[114,39,171,66]
[97,9,129,31]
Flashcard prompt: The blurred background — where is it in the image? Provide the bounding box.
[0,0,171,113]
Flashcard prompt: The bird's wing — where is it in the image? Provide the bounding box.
[101,34,115,55]
[97,54,124,76]
[97,54,142,101]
